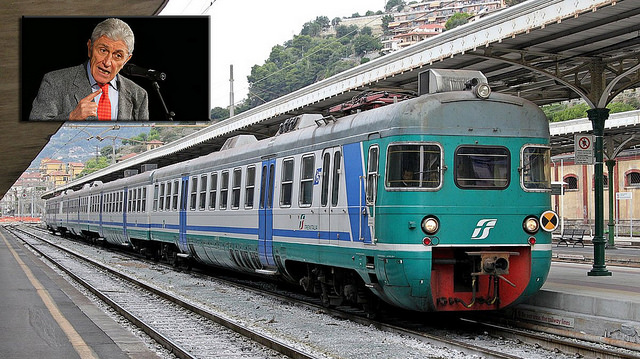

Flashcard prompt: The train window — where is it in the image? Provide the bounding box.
[281,158,294,207]
[173,181,179,210]
[127,190,132,212]
[232,168,242,209]
[521,146,551,191]
[159,183,165,210]
[166,182,173,211]
[153,184,159,211]
[220,171,229,209]
[321,153,330,207]
[209,173,218,210]
[200,174,208,210]
[268,164,275,208]
[245,166,255,208]
[260,166,266,209]
[386,144,441,190]
[142,187,147,212]
[366,146,379,204]
[300,155,315,206]
[190,176,198,210]
[455,146,509,189]
[331,151,341,206]
[137,188,143,212]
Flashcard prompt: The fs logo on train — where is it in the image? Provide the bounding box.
[471,219,497,240]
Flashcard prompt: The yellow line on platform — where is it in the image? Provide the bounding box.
[0,231,98,359]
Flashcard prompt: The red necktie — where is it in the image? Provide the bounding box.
[97,84,111,121]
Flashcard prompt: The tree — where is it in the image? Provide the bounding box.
[360,26,373,36]
[331,17,341,27]
[385,0,405,12]
[381,14,394,35]
[210,106,229,121]
[100,145,113,158]
[80,156,110,176]
[314,16,330,29]
[353,34,382,56]
[335,24,359,43]
[445,12,472,30]
[300,21,322,37]
[607,101,635,114]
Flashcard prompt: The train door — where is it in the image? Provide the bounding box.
[258,159,276,267]
[318,147,344,245]
[179,176,189,253]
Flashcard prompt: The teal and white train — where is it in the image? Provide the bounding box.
[44,70,558,312]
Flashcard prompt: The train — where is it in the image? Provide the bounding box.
[44,69,558,312]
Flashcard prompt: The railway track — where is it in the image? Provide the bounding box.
[7,224,638,359]
[3,225,305,359]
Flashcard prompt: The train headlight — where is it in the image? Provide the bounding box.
[474,83,491,99]
[421,216,440,235]
[523,216,540,234]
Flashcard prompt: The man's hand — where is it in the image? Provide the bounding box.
[69,90,102,121]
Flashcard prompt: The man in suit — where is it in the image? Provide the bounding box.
[29,18,148,121]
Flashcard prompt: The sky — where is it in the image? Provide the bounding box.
[161,0,385,110]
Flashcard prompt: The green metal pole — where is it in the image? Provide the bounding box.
[587,108,612,276]
[606,159,616,249]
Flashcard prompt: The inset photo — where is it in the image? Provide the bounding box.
[22,16,209,121]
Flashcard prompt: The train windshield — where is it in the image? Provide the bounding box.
[521,146,551,190]
[386,143,441,189]
[455,146,510,189]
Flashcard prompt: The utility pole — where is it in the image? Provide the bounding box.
[229,64,235,118]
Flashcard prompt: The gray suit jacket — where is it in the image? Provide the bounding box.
[29,63,149,121]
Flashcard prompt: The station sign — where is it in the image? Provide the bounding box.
[616,192,632,200]
[574,134,594,165]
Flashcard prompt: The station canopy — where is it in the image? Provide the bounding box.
[42,0,640,195]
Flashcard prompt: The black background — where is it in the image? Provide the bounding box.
[22,16,210,122]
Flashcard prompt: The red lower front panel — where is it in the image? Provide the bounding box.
[430,247,531,311]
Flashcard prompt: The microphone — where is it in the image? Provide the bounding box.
[121,63,166,81]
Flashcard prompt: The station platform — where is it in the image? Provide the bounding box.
[503,242,640,350]
[0,226,159,359]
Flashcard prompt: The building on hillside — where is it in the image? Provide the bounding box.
[383,24,445,52]
[146,140,164,151]
[39,158,65,174]
[43,170,70,187]
[383,0,504,53]
[67,162,85,178]
[389,0,504,34]
[117,152,138,163]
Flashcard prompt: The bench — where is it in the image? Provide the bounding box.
[557,228,586,247]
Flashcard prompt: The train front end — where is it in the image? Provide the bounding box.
[366,70,557,312]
